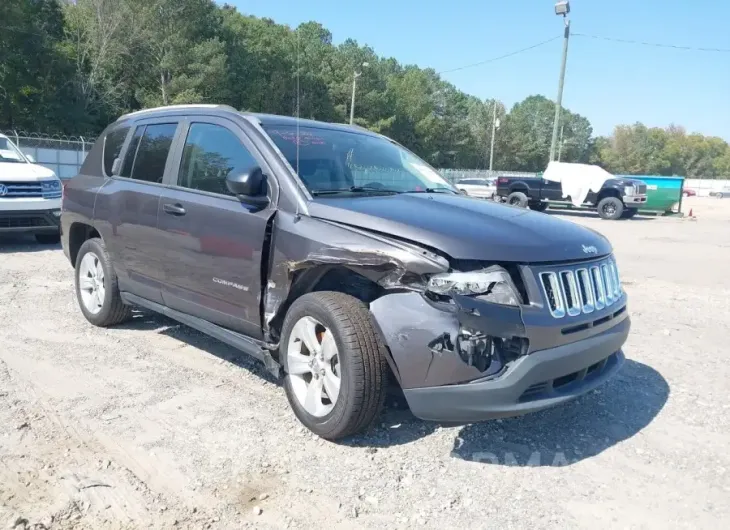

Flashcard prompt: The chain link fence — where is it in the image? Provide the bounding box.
[1,130,95,180]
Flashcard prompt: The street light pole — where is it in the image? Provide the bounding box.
[549,1,571,162]
[489,101,498,171]
[349,62,369,125]
[557,124,565,161]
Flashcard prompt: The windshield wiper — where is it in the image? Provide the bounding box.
[310,186,402,196]
[405,187,456,194]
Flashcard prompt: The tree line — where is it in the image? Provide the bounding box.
[2,0,728,177]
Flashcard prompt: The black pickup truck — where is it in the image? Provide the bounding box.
[495,174,647,220]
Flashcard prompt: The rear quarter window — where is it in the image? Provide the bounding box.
[103,126,130,177]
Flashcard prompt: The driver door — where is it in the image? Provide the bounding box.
[157,117,275,338]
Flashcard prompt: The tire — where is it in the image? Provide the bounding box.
[528,202,548,212]
[718,193,724,199]
[621,208,638,219]
[459,189,468,195]
[597,196,624,220]
[507,191,529,208]
[682,192,690,198]
[280,291,387,440]
[35,233,60,244]
[74,238,132,327]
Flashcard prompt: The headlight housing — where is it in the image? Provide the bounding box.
[624,185,635,196]
[426,266,522,306]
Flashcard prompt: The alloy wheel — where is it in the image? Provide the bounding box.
[78,252,105,314]
[287,316,341,417]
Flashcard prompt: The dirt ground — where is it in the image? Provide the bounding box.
[1,197,729,529]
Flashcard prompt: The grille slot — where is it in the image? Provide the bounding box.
[540,257,623,318]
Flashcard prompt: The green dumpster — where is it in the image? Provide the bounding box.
[618,175,685,213]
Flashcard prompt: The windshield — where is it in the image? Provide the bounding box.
[262,125,455,196]
[0,137,28,164]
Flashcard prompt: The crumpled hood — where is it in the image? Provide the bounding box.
[0,162,57,181]
[308,194,612,263]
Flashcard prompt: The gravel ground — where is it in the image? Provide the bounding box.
[1,197,729,529]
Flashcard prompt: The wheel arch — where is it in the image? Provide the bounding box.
[68,222,101,265]
[268,265,386,342]
[596,188,622,203]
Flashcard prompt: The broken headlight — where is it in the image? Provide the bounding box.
[426,267,521,305]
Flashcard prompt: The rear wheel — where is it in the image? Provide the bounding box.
[507,191,529,208]
[529,202,548,212]
[35,233,60,244]
[597,197,624,220]
[75,238,132,327]
[280,292,387,440]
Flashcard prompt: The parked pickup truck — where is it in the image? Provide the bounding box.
[496,168,647,220]
[62,105,630,439]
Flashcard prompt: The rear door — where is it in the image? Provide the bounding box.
[95,119,181,303]
[157,117,275,338]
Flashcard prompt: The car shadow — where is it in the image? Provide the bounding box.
[545,209,656,221]
[116,310,280,385]
[0,234,61,253]
[115,310,437,445]
[449,359,668,466]
[114,314,665,455]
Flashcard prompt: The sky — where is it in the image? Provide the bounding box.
[229,0,730,140]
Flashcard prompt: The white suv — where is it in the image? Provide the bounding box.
[0,134,62,244]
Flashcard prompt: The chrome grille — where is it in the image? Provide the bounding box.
[636,183,647,194]
[0,180,60,199]
[540,257,623,318]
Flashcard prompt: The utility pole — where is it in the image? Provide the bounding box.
[557,124,565,161]
[489,101,498,171]
[349,62,369,125]
[549,1,571,162]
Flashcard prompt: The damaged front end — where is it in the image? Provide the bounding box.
[370,268,530,390]
[262,212,532,389]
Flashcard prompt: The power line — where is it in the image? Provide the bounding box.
[573,33,730,53]
[437,36,562,74]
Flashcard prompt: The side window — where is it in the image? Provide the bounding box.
[103,126,129,176]
[177,123,258,196]
[120,123,177,183]
[120,126,143,178]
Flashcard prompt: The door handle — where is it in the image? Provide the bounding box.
[163,203,186,216]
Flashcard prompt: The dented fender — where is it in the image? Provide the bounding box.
[261,212,449,340]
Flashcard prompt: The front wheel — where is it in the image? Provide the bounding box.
[280,292,388,440]
[597,197,624,220]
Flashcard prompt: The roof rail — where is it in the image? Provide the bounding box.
[119,104,238,120]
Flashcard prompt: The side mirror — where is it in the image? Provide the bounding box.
[25,154,35,163]
[111,157,122,176]
[226,166,269,206]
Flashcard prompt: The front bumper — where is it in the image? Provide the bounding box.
[623,194,647,205]
[370,290,630,423]
[404,320,627,423]
[0,209,61,234]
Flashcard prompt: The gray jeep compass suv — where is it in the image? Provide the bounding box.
[61,104,630,440]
